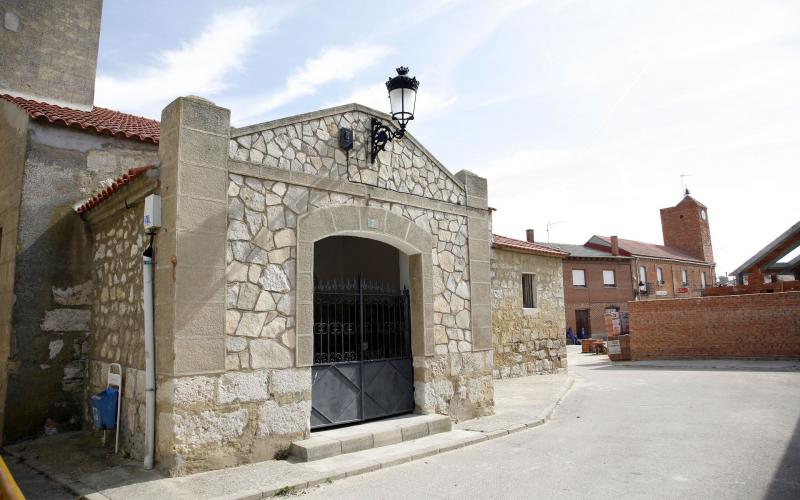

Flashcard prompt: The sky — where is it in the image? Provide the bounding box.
[95,0,800,277]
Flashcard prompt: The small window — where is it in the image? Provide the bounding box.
[522,273,536,308]
[700,271,707,288]
[572,269,586,287]
[681,269,688,285]
[656,267,664,285]
[602,270,616,287]
[638,266,647,285]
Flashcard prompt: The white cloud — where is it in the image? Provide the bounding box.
[231,44,392,124]
[95,4,292,118]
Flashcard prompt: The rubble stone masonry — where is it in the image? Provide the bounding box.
[491,248,566,378]
[86,203,149,459]
[628,292,800,360]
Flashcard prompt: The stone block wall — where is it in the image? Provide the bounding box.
[628,292,800,360]
[0,101,27,444]
[0,0,103,108]
[491,248,567,378]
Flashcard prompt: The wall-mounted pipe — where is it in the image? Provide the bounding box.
[142,235,156,469]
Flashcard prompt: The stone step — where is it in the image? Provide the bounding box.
[290,413,452,462]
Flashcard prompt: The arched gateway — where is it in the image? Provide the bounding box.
[295,205,434,428]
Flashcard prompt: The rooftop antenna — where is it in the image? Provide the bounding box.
[680,174,691,196]
[546,220,563,243]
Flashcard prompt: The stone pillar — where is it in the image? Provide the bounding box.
[156,96,229,375]
[154,96,229,465]
[455,170,492,351]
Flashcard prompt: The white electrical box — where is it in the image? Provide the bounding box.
[144,194,161,233]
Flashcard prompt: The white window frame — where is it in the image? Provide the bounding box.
[638,266,647,285]
[681,269,688,286]
[572,269,586,287]
[602,269,616,287]
[700,271,706,288]
[656,267,664,285]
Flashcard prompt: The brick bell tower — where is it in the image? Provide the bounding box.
[660,190,714,264]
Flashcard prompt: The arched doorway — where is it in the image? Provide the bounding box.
[310,236,415,429]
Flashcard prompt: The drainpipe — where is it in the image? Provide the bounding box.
[143,235,156,469]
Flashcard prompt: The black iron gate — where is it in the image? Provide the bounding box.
[311,277,414,429]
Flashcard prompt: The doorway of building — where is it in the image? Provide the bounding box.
[575,309,591,338]
[310,236,414,429]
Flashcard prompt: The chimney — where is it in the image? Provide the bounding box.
[526,229,535,243]
[610,235,619,256]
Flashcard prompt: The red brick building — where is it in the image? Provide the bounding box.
[549,193,716,337]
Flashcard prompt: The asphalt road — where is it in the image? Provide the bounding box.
[300,347,800,500]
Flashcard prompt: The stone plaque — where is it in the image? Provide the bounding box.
[607,340,621,355]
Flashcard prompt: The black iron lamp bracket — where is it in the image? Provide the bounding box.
[370,117,405,163]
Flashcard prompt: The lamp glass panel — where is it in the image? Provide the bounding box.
[389,87,416,125]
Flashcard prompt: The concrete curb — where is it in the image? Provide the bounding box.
[253,375,577,498]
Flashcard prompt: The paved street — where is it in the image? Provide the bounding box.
[300,347,800,499]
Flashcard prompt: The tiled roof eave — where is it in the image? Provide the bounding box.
[627,253,711,265]
[492,242,568,258]
[1,94,160,144]
[75,165,157,215]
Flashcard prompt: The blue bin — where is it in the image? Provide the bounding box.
[90,387,118,430]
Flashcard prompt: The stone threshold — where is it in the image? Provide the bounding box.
[290,413,452,462]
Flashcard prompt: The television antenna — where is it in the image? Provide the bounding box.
[680,174,691,196]
[546,221,563,242]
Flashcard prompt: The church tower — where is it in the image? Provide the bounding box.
[660,191,714,264]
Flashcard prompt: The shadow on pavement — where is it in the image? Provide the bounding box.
[573,352,800,373]
[765,416,800,499]
[2,431,164,497]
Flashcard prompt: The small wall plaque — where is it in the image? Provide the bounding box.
[367,218,378,229]
[339,128,354,150]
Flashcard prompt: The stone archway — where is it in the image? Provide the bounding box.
[294,206,435,410]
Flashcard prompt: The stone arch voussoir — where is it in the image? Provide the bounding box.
[295,205,435,366]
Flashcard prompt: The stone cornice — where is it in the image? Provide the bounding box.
[227,159,488,219]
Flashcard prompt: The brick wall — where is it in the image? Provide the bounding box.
[628,292,800,360]
[660,200,714,264]
[634,258,715,299]
[562,258,633,337]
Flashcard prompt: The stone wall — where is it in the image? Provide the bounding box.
[229,105,466,205]
[224,171,493,414]
[3,121,157,442]
[0,100,27,444]
[84,202,149,458]
[491,248,567,378]
[150,98,491,476]
[0,0,103,108]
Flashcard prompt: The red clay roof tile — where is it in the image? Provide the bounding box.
[75,165,156,215]
[492,234,569,258]
[591,235,706,263]
[1,94,160,144]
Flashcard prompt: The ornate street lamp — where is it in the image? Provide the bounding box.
[370,67,419,163]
